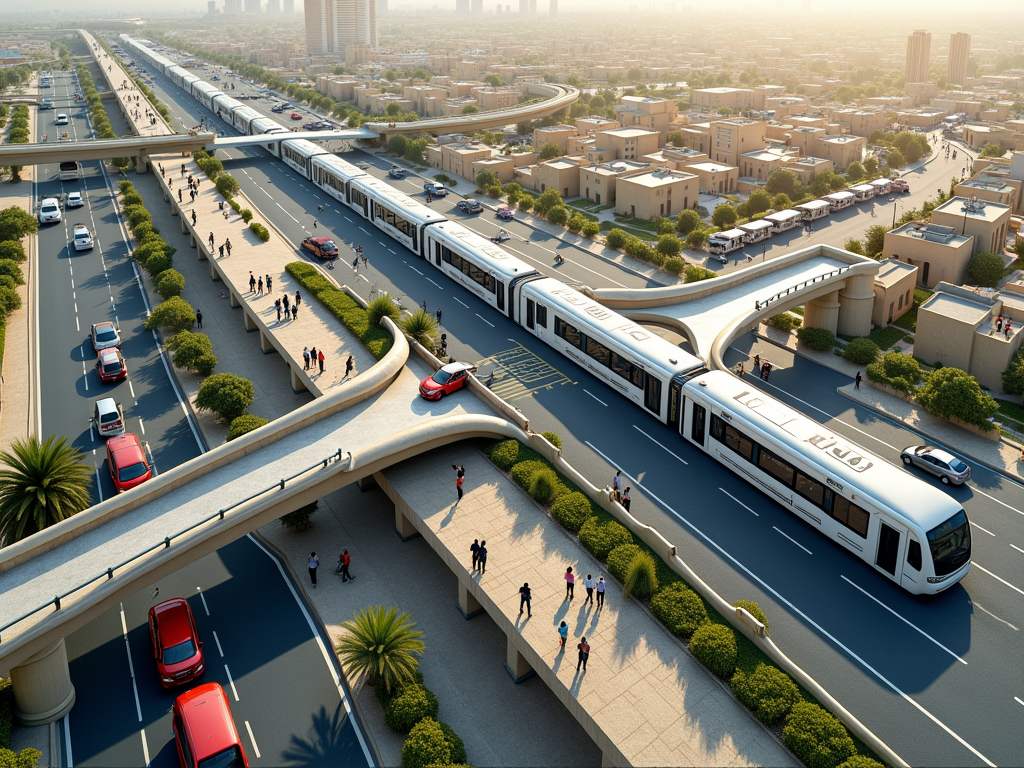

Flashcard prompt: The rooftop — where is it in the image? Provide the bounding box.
[875,258,918,288]
[620,168,698,187]
[685,161,737,173]
[958,179,1015,194]
[600,127,660,139]
[889,221,972,247]
[694,86,753,95]
[933,196,1012,224]
[921,292,992,325]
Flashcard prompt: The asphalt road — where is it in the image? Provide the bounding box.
[33,63,202,503]
[112,44,1024,766]
[63,535,372,768]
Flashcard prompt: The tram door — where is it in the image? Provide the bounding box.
[688,402,707,447]
[875,522,902,576]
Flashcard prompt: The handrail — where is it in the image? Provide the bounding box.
[754,266,849,311]
[0,448,346,645]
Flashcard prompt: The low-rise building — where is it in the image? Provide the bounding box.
[594,127,661,161]
[429,141,493,179]
[615,168,698,220]
[575,116,621,134]
[691,86,754,111]
[872,259,919,327]
[953,178,1018,209]
[739,147,795,182]
[882,221,975,288]
[642,147,709,170]
[815,134,866,170]
[580,160,648,206]
[683,161,739,195]
[707,118,766,166]
[896,109,949,129]
[533,124,577,154]
[930,196,1011,256]
[614,95,675,140]
[471,156,515,184]
[530,157,583,198]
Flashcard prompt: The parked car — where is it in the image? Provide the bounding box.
[38,197,61,224]
[66,192,84,208]
[172,683,248,768]
[211,75,220,81]
[106,433,152,493]
[73,223,94,251]
[149,598,205,688]
[93,397,125,438]
[419,362,477,400]
[271,105,287,113]
[388,166,406,179]
[900,445,971,485]
[890,178,910,193]
[91,321,120,351]
[96,347,127,384]
[301,236,339,259]
[457,199,483,214]
[423,181,448,197]
[495,206,514,221]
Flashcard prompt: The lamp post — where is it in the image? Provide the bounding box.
[888,196,901,229]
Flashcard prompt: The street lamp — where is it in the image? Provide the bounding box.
[888,196,901,229]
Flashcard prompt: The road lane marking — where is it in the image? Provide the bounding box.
[426,277,443,289]
[583,389,607,406]
[129,381,135,399]
[212,630,224,657]
[224,664,239,701]
[582,439,996,768]
[633,425,688,464]
[1016,697,1024,708]
[244,721,261,759]
[198,587,210,615]
[275,202,299,223]
[841,575,966,665]
[138,417,145,435]
[120,603,143,722]
[475,313,495,328]
[973,563,1024,597]
[140,730,150,767]
[970,486,1024,518]
[1013,544,1024,554]
[970,522,995,537]
[974,602,1019,631]
[453,297,469,308]
[720,488,759,516]
[774,526,812,554]
[407,264,424,275]
[359,226,370,234]
[388,248,396,254]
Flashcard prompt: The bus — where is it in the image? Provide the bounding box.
[59,161,82,181]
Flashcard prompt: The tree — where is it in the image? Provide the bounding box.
[516,121,533,136]
[967,252,1005,288]
[461,105,479,114]
[863,225,888,258]
[589,95,605,111]
[166,330,217,374]
[675,209,702,235]
[686,229,708,249]
[916,367,998,429]
[535,188,563,215]
[765,169,798,198]
[538,142,564,161]
[772,193,792,210]
[195,373,255,420]
[0,206,38,242]
[0,240,26,263]
[546,205,569,225]
[846,161,865,181]
[980,143,1005,159]
[475,169,498,189]
[155,268,185,299]
[747,190,771,215]
[657,234,682,257]
[401,309,439,348]
[885,149,906,169]
[484,74,502,87]
[337,606,424,694]
[385,102,401,116]
[864,156,879,176]
[0,435,92,543]
[843,237,865,255]
[387,135,408,157]
[215,173,240,199]
[711,204,738,229]
[145,296,196,334]
[627,67,644,82]
[655,217,675,236]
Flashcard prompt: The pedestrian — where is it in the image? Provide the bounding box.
[283,293,290,311]
[596,577,606,608]
[219,244,225,258]
[181,163,185,177]
[208,232,215,249]
[307,552,319,588]
[178,188,182,202]
[453,464,465,478]
[257,276,264,295]
[310,347,317,367]
[225,238,232,256]
[317,204,323,212]
[621,486,631,512]
[761,362,768,380]
[564,566,575,600]
[313,219,317,229]
[737,362,744,377]
[440,333,447,355]
[754,352,760,370]
[159,163,164,177]
[576,637,590,671]
[854,371,862,390]
[318,348,325,373]
[266,275,272,292]
[345,354,354,378]
[292,303,299,320]
[584,573,595,604]
[422,299,427,312]
[303,346,311,370]
[1006,321,1012,339]
[612,470,622,502]
[339,549,355,582]
[470,538,480,571]
[764,362,772,381]
[190,189,196,203]
[285,305,292,320]
[295,291,302,308]
[519,583,532,617]
[191,209,197,226]
[196,309,203,329]
[436,307,442,324]
[249,272,256,292]
[275,298,282,321]
[997,316,1003,333]
[557,621,568,650]
[456,472,464,502]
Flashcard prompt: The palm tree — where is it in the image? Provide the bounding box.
[401,309,439,349]
[337,606,425,695]
[0,435,93,544]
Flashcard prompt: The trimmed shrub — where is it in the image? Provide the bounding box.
[125,206,151,230]
[0,261,23,286]
[486,439,537,471]
[215,173,240,199]
[551,491,593,532]
[368,295,401,327]
[145,297,195,333]
[651,583,708,637]
[527,467,559,504]
[796,326,835,351]
[227,414,269,441]
[768,313,800,332]
[665,258,684,276]
[0,276,15,291]
[240,208,254,223]
[581,220,600,238]
[375,669,426,707]
[437,722,467,765]
[510,459,549,488]
[606,543,642,583]
[735,600,769,635]
[623,550,658,599]
[384,684,439,734]
[401,718,452,768]
[837,757,886,768]
[250,222,270,241]
[541,430,561,450]
[579,516,633,561]
[279,501,318,532]
[689,623,737,678]
[145,249,174,278]
[195,373,255,420]
[122,191,144,207]
[916,366,998,430]
[684,265,715,283]
[731,663,799,724]
[843,337,880,364]
[132,240,165,268]
[867,351,919,393]
[0,241,26,264]
[605,228,629,250]
[131,221,157,242]
[0,287,21,316]
[782,702,856,768]
[155,268,185,299]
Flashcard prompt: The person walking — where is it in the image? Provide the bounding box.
[470,538,480,571]
[456,472,464,503]
[284,305,292,321]
[303,346,311,370]
[612,470,622,502]
[564,566,575,600]
[736,362,745,377]
[854,371,862,390]
[596,577,606,609]
[282,293,290,312]
[422,299,427,312]
[754,352,760,370]
[583,574,595,605]
[177,188,182,203]
[313,219,317,229]
[257,276,264,295]
[576,637,590,671]
[266,275,272,292]
[436,307,442,324]
[764,362,772,382]
[195,309,203,329]
[295,291,302,309]
[345,354,355,379]
[557,621,568,651]
[191,209,197,226]
[291,301,299,320]
[1006,321,1013,340]
[275,298,282,321]
[249,272,256,292]
[318,348,325,374]
[621,487,631,512]
[225,238,232,256]
[518,583,532,617]
[339,549,355,582]
[181,163,186,177]
[219,244,225,258]
[477,541,487,574]
[208,232,215,249]
[310,347,317,368]
[307,552,319,588]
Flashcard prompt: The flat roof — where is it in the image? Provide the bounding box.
[600,127,659,138]
[933,196,1011,223]
[685,162,736,173]
[921,292,991,325]
[620,170,697,187]
[875,258,918,287]
[695,87,753,94]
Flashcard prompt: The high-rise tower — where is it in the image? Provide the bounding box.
[905,29,932,83]
[947,32,971,87]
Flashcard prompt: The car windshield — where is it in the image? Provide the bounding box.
[430,371,452,385]
[949,458,969,473]
[76,231,89,239]
[95,329,117,342]
[322,240,337,252]
[927,510,971,576]
[118,461,149,483]
[198,746,246,768]
[100,411,120,423]
[103,361,123,374]
[162,638,196,665]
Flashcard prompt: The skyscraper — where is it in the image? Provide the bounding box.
[947,32,971,87]
[305,0,376,55]
[528,0,536,13]
[224,0,242,12]
[905,29,931,84]
[208,1,217,13]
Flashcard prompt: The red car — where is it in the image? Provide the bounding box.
[172,683,248,768]
[419,362,477,400]
[290,112,302,120]
[149,598,205,688]
[106,433,152,493]
[97,347,127,384]
[496,206,514,221]
[301,236,339,259]
[890,178,910,193]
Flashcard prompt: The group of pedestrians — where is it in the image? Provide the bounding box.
[303,345,326,374]
[306,549,356,587]
[750,352,773,381]
[269,288,303,321]
[469,537,487,574]
[248,271,275,296]
[996,315,1014,339]
[610,470,631,511]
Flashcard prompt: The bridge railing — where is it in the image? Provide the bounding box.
[0,448,347,646]
[754,266,849,312]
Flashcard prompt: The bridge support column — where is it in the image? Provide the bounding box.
[837,274,874,338]
[135,150,149,173]
[803,289,840,336]
[259,330,275,354]
[162,187,169,202]
[189,231,196,249]
[290,366,308,394]
[198,245,208,262]
[210,260,221,281]
[10,639,76,726]
[230,291,240,308]
[394,507,419,541]
[456,580,483,620]
[243,310,257,332]
[504,636,535,684]
[180,213,188,233]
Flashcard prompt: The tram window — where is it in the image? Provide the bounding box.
[536,305,547,329]
[555,317,583,349]
[757,448,795,487]
[608,351,639,387]
[794,472,825,507]
[832,496,869,538]
[721,422,754,461]
[586,337,612,367]
[439,247,495,293]
[907,539,922,571]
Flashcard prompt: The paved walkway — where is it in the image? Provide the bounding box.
[371,448,794,767]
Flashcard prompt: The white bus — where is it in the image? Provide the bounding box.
[869,178,892,196]
[848,184,877,202]
[823,191,856,211]
[764,209,802,233]
[670,370,971,594]
[795,200,831,221]
[738,220,773,243]
[708,228,746,255]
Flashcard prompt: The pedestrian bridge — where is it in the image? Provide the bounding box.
[590,244,879,369]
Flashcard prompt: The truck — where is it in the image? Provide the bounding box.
[707,228,746,258]
[59,161,82,181]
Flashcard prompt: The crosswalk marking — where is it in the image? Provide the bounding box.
[476,343,573,401]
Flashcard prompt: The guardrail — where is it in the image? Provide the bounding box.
[754,266,849,311]
[0,447,347,645]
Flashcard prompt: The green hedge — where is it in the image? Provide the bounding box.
[782,702,856,768]
[842,338,880,365]
[401,718,465,768]
[578,516,633,561]
[866,352,919,393]
[651,583,708,637]
[689,623,737,679]
[0,677,12,748]
[731,663,800,724]
[606,543,642,583]
[735,600,769,635]
[768,313,800,332]
[249,222,270,241]
[384,684,439,734]
[485,438,541,470]
[226,414,269,441]
[550,491,594,532]
[286,262,392,359]
[510,459,550,489]
[796,326,836,351]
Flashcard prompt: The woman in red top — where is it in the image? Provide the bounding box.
[564,566,575,600]
[576,637,590,670]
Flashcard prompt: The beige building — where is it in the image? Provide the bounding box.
[883,221,975,288]
[963,152,1024,216]
[429,141,493,179]
[471,156,516,184]
[575,116,621,134]
[683,161,739,195]
[953,178,1018,209]
[642,147,709,170]
[750,84,787,110]
[914,282,1024,392]
[905,30,931,84]
[691,87,754,112]
[614,95,675,140]
[948,32,971,88]
[785,156,835,184]
[930,197,1011,256]
[707,119,766,166]
[815,135,866,170]
[764,97,809,119]
[580,160,648,206]
[872,259,919,327]
[533,124,577,154]
[530,157,582,198]
[615,168,698,220]
[739,148,792,182]
[472,86,520,111]
[832,109,890,138]
[594,127,661,161]
[896,109,948,129]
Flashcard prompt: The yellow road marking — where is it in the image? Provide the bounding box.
[477,343,574,401]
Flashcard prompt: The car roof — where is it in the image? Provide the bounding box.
[152,598,195,647]
[175,683,239,758]
[107,433,143,463]
[98,348,121,361]
[41,197,59,206]
[926,447,958,464]
[440,362,475,374]
[93,321,115,331]
[68,191,82,198]
[95,397,118,414]
[307,236,332,245]
[74,223,89,232]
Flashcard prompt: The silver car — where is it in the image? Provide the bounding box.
[901,446,971,485]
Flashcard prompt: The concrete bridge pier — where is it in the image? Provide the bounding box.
[189,230,196,249]
[243,310,257,332]
[210,260,221,281]
[289,366,308,394]
[180,211,188,234]
[259,330,275,354]
[135,150,149,173]
[198,245,208,262]
[230,291,240,308]
[10,639,76,726]
[456,580,484,620]
[803,289,841,336]
[504,636,535,684]
[837,274,874,338]
[393,506,419,541]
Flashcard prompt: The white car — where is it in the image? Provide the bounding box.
[73,224,94,251]
[93,397,125,438]
[38,198,61,224]
[66,192,84,208]
[55,113,69,126]
[91,321,120,351]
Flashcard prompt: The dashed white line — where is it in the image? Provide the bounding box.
[773,526,813,554]
[244,721,261,759]
[970,521,996,537]
[475,313,495,328]
[387,248,396,254]
[453,297,469,308]
[633,425,688,464]
[426,278,443,289]
[119,604,142,722]
[140,730,150,767]
[970,486,1024,518]
[973,563,1024,597]
[1012,544,1024,555]
[198,588,210,616]
[359,226,370,234]
[1016,696,1024,708]
[407,264,424,275]
[212,630,224,657]
[720,488,759,516]
[129,381,136,399]
[138,417,145,435]
[275,202,300,223]
[974,602,1019,631]
[583,389,607,406]
[224,665,239,701]
[359,274,369,283]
